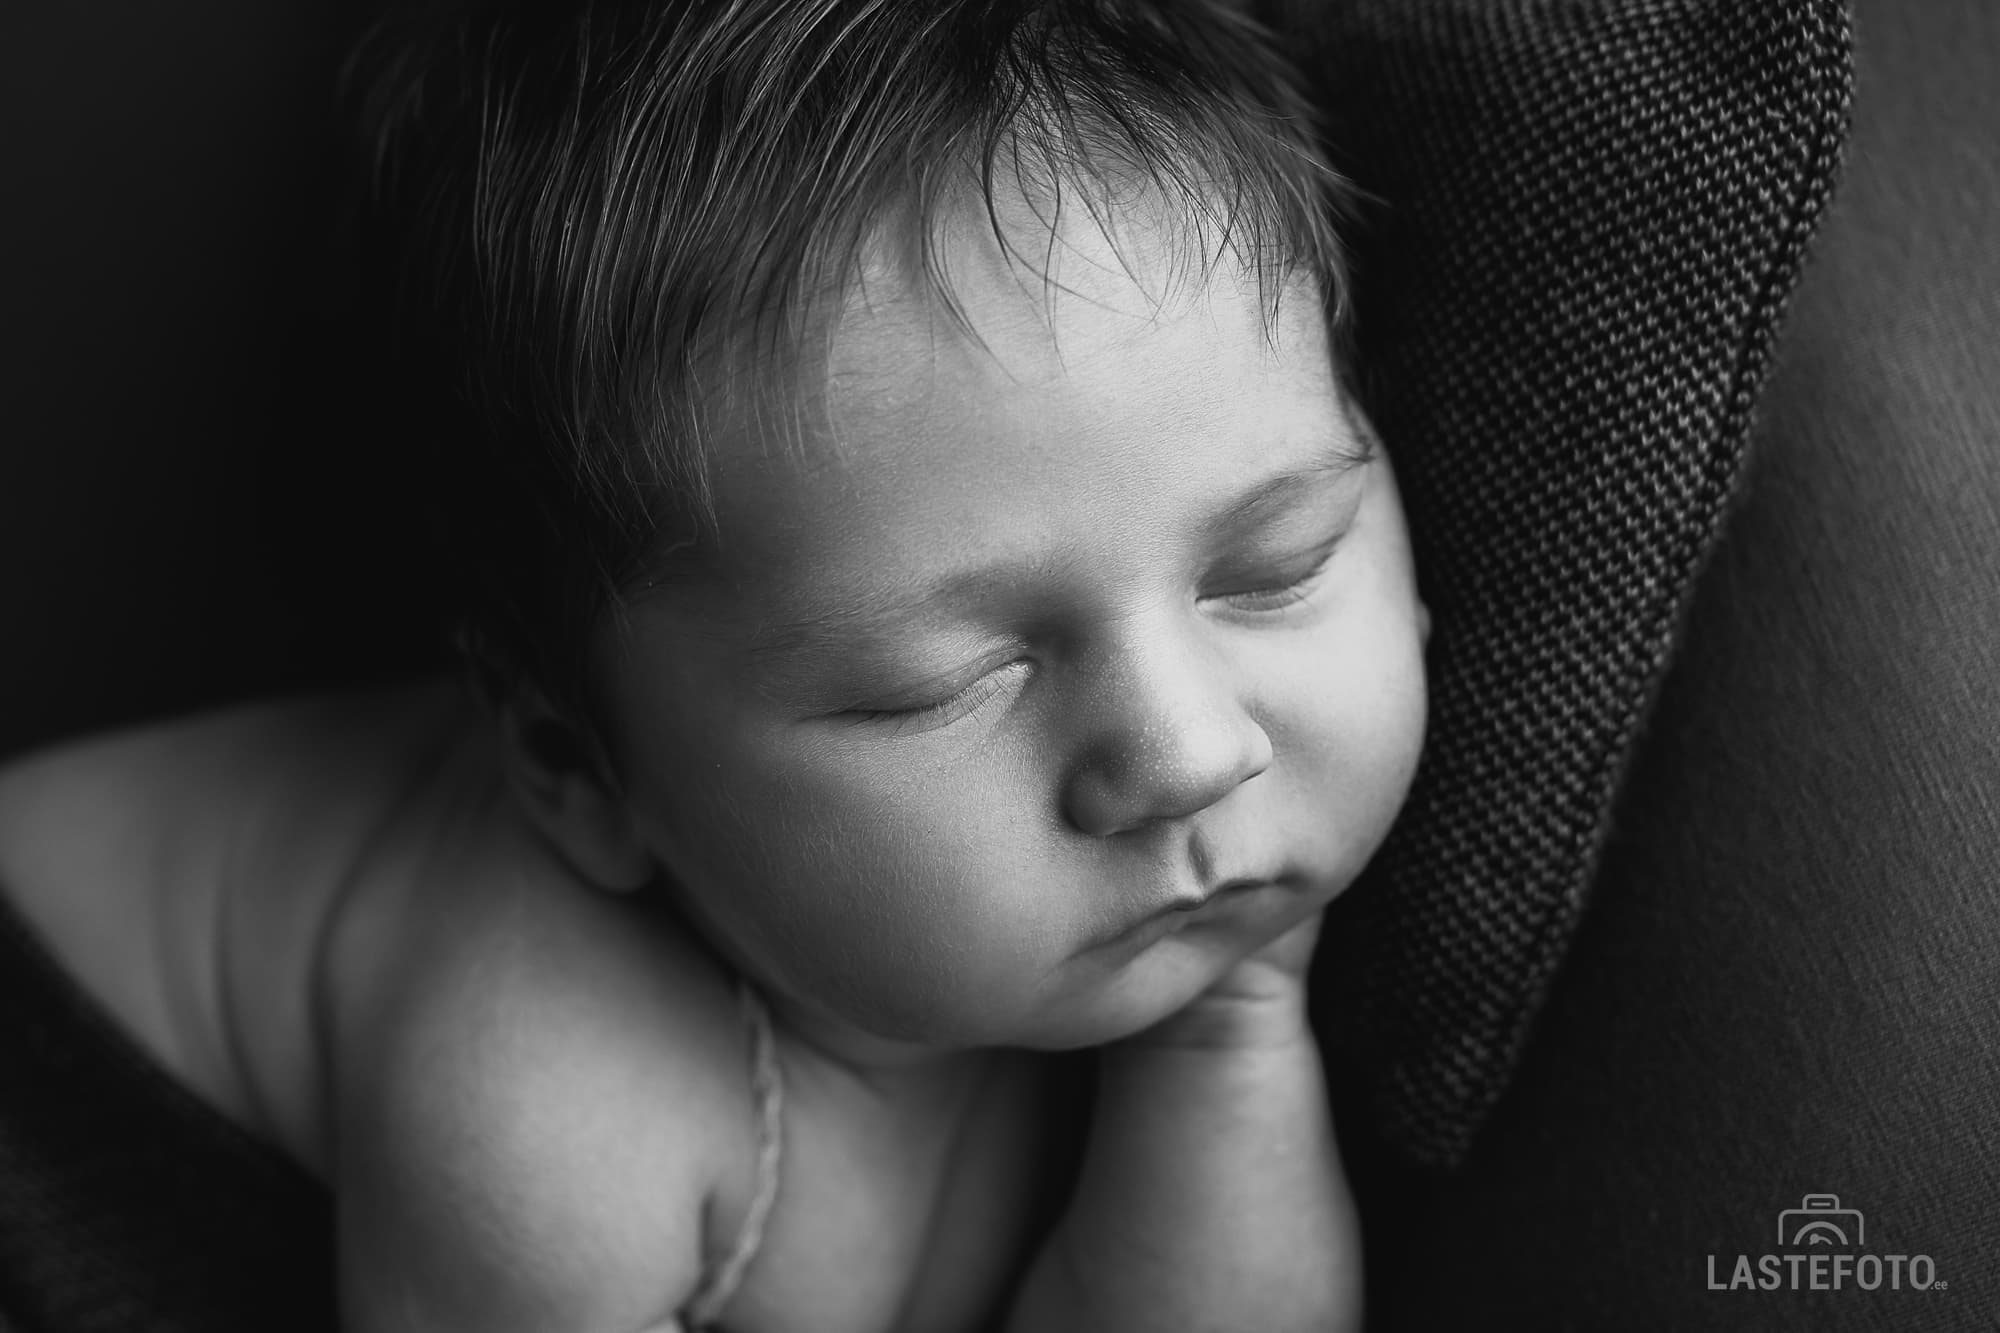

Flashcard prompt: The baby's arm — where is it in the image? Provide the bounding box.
[1005,912,1362,1333]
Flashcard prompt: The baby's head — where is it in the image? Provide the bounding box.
[360,0,1427,1052]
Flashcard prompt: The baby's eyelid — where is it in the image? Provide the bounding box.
[850,658,1028,723]
[1203,533,1346,610]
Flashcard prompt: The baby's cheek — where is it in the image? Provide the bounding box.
[1266,619,1426,851]
[713,760,1051,1041]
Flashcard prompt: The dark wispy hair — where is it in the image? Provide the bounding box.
[348,0,1353,720]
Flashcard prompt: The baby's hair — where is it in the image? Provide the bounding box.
[348,0,1354,727]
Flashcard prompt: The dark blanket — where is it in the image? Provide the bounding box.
[0,895,335,1332]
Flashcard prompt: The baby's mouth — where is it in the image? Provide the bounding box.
[1167,877,1268,914]
[1086,876,1280,953]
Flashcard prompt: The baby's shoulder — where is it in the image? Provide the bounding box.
[322,728,753,1329]
[332,803,759,1176]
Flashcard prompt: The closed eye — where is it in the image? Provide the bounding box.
[1204,538,1343,613]
[842,660,1030,735]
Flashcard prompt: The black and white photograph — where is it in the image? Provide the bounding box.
[1,1,1993,1329]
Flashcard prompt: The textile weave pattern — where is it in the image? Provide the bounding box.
[1297,0,1854,1168]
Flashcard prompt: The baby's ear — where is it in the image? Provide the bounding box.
[485,681,655,895]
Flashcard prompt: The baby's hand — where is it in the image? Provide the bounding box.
[1128,908,1324,1053]
[1030,905,1356,1331]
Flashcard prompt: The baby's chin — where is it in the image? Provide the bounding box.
[1020,883,1342,1046]
[765,892,1324,1056]
[938,930,1272,1053]
[772,937,1240,1057]
[1064,934,1268,1044]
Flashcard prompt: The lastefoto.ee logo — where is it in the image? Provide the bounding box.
[1707,1193,1944,1293]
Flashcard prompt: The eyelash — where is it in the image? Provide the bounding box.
[1208,542,1342,613]
[848,662,1025,732]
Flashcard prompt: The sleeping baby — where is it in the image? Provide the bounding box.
[0,1,1427,1328]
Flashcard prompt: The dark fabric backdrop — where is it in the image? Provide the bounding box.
[1,0,445,762]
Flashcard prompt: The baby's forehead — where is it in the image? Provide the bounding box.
[689,267,1324,550]
[636,183,1335,597]
[811,192,1321,429]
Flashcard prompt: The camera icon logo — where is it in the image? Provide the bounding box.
[1778,1193,1865,1248]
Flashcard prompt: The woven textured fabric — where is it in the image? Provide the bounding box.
[1297,0,1854,1168]
[0,899,335,1332]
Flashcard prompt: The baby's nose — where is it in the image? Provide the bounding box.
[1062,654,1273,837]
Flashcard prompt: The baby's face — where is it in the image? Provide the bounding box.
[593,196,1427,1054]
